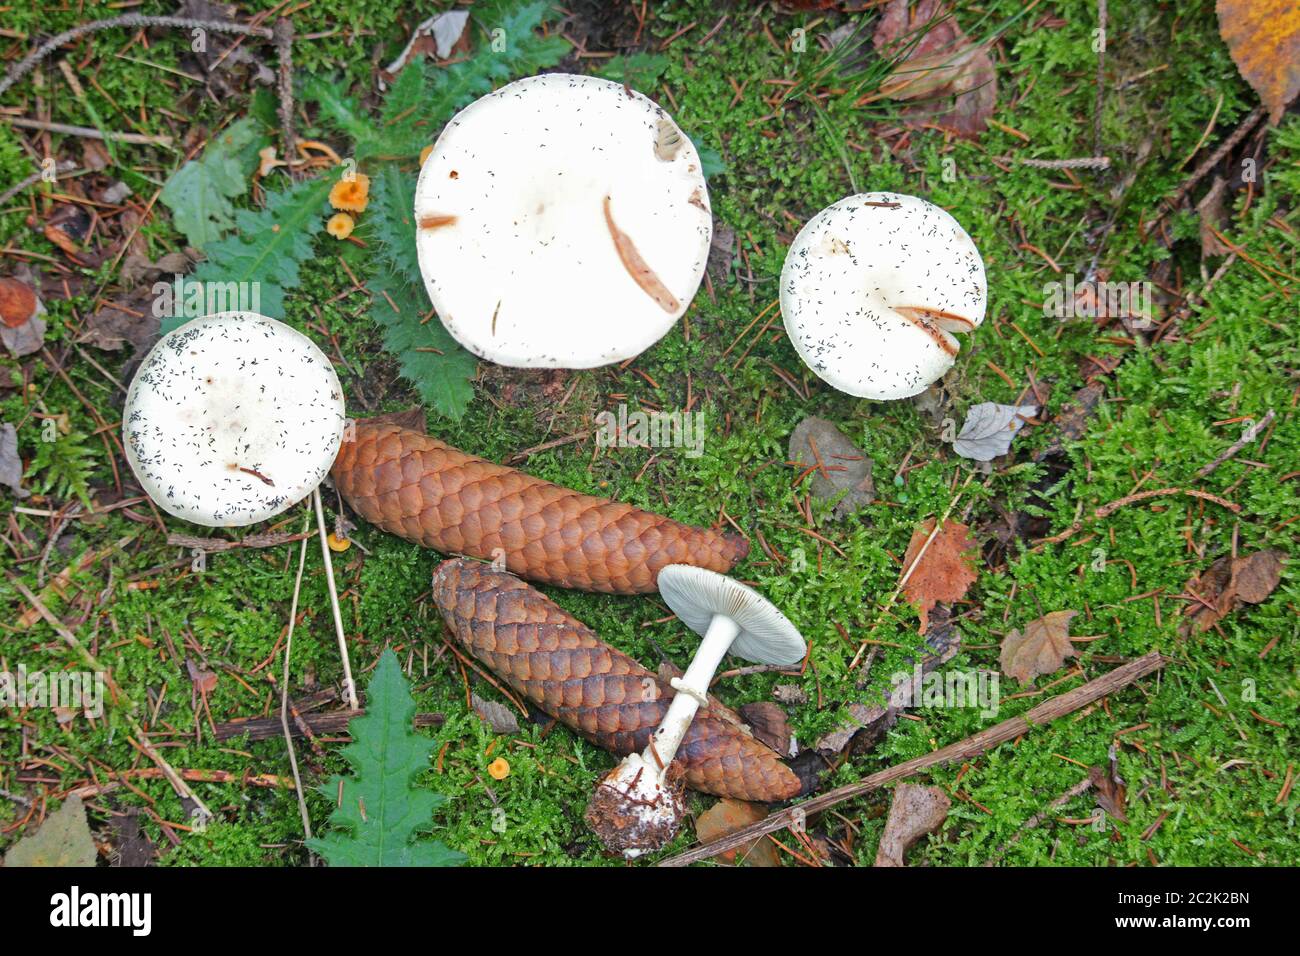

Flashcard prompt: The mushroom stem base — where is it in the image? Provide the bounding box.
[585,754,687,858]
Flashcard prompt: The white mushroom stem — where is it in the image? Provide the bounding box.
[645,613,739,771]
[313,486,358,710]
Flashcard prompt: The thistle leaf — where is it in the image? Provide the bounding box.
[307,650,463,867]
[369,269,477,422]
[190,172,337,319]
[369,164,423,289]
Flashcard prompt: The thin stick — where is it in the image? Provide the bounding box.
[313,487,358,709]
[982,775,1093,865]
[0,15,272,97]
[280,515,313,843]
[5,116,173,146]
[659,651,1168,866]
[1196,409,1275,478]
[0,159,77,205]
[1092,0,1106,157]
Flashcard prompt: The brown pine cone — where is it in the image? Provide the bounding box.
[332,419,748,594]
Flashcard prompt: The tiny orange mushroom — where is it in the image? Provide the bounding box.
[329,173,370,213]
[487,757,510,780]
[326,213,355,240]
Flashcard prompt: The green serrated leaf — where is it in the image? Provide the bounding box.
[303,76,378,151]
[369,269,477,422]
[307,650,463,867]
[696,143,727,181]
[4,794,96,867]
[305,3,570,162]
[160,118,262,248]
[369,164,422,288]
[191,172,336,318]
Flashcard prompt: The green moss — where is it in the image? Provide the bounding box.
[1,0,1295,867]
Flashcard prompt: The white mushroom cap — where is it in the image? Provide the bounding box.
[657,564,806,666]
[414,73,712,369]
[780,192,986,400]
[122,312,345,527]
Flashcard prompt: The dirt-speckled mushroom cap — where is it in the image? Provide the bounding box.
[657,564,806,666]
[413,73,712,369]
[780,192,986,400]
[122,312,345,527]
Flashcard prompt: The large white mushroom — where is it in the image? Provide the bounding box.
[122,311,358,707]
[413,73,712,368]
[780,192,986,400]
[587,565,806,857]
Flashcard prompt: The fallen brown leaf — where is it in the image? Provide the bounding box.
[1180,549,1284,635]
[1000,610,1079,684]
[471,692,519,735]
[902,518,979,632]
[874,783,951,866]
[1217,0,1300,123]
[738,701,796,758]
[873,0,997,139]
[695,799,780,867]
[789,416,875,519]
[1088,764,1128,823]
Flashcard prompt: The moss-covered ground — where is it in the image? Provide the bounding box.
[0,0,1295,866]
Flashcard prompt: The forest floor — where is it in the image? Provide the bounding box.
[0,0,1296,867]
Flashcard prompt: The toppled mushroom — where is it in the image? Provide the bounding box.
[588,564,806,857]
[122,312,346,527]
[780,192,986,400]
[413,73,712,368]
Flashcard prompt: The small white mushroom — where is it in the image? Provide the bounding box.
[122,312,345,527]
[780,192,986,400]
[413,73,712,369]
[589,565,806,857]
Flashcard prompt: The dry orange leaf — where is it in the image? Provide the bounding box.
[901,518,979,632]
[1217,0,1300,122]
[1000,610,1078,684]
[695,799,780,867]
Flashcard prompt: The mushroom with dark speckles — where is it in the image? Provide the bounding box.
[779,192,987,400]
[122,312,346,527]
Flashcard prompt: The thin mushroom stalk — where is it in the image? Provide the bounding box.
[331,414,748,594]
[587,564,807,857]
